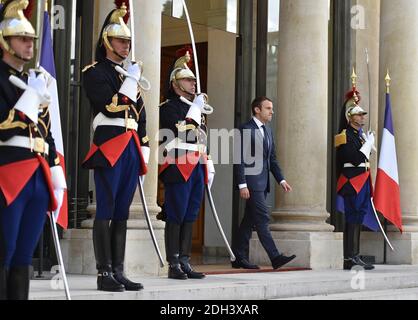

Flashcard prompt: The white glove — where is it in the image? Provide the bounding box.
[50,166,67,220]
[186,94,207,125]
[139,146,150,186]
[10,71,51,124]
[140,146,150,164]
[53,189,65,221]
[118,62,141,102]
[360,131,376,160]
[207,159,216,189]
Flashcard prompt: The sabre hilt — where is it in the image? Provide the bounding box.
[180,94,214,115]
[115,63,151,92]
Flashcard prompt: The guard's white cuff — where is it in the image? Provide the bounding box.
[206,159,215,174]
[51,166,67,190]
[186,103,202,125]
[280,180,287,186]
[239,183,248,190]
[14,88,41,124]
[119,77,138,102]
[141,146,150,164]
[360,142,372,160]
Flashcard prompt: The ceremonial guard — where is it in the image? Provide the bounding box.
[82,1,150,292]
[0,0,66,300]
[335,83,376,271]
[159,49,215,280]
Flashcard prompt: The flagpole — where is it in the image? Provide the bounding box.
[383,70,392,264]
[35,0,46,69]
[50,0,55,40]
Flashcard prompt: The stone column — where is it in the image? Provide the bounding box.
[63,0,166,276]
[250,0,342,269]
[379,0,418,264]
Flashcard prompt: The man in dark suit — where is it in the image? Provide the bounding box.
[232,97,296,270]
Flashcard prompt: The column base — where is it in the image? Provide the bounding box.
[386,232,418,265]
[249,231,343,270]
[61,228,167,277]
[360,232,418,265]
[358,232,385,264]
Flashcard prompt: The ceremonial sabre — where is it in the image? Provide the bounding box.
[49,212,72,300]
[370,198,395,251]
[115,0,151,91]
[181,0,236,262]
[35,0,46,70]
[365,49,372,131]
[129,0,135,62]
[180,0,201,93]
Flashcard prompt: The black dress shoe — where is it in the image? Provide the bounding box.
[231,259,260,270]
[97,272,125,292]
[344,256,375,270]
[168,264,188,280]
[272,254,296,270]
[114,273,144,291]
[181,263,206,279]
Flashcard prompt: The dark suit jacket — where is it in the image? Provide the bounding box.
[235,119,284,193]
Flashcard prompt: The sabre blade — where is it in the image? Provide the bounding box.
[365,48,372,130]
[206,186,236,262]
[181,0,201,93]
[129,0,136,62]
[49,212,72,300]
[370,198,395,251]
[35,0,46,69]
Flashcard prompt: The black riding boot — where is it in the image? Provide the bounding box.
[165,222,187,280]
[7,266,30,300]
[111,220,143,291]
[93,220,125,292]
[344,223,374,270]
[0,265,8,300]
[180,222,205,279]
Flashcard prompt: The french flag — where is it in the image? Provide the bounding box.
[373,93,403,232]
[40,10,68,230]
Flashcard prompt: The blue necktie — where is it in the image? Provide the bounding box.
[261,125,269,153]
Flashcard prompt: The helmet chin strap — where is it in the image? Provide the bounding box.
[174,80,195,99]
[3,38,31,63]
[112,46,129,62]
[350,119,364,129]
[13,52,30,63]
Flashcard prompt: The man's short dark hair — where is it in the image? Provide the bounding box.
[251,96,272,116]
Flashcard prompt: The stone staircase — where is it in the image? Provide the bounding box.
[29,265,418,300]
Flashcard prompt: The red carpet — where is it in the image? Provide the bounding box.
[203,267,311,275]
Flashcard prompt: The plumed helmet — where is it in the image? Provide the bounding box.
[170,47,196,83]
[346,105,367,121]
[0,0,37,57]
[99,1,131,59]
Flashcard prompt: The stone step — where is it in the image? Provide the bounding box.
[29,265,418,300]
[283,288,418,300]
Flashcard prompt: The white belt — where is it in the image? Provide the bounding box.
[0,136,49,155]
[93,112,138,131]
[344,163,370,169]
[165,138,207,154]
